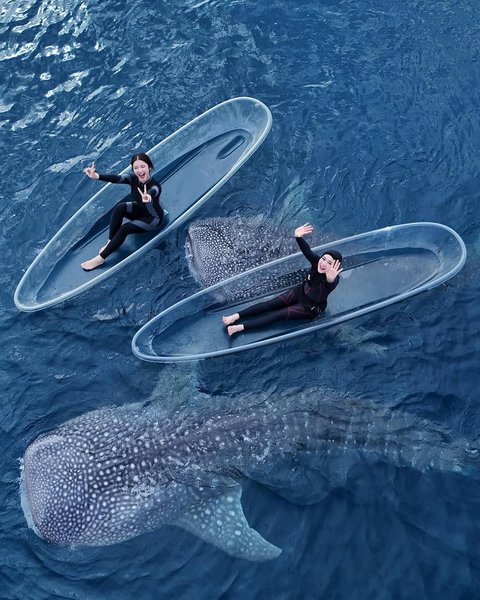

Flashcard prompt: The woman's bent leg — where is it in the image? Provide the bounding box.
[108,202,131,240]
[81,204,146,270]
[100,222,146,259]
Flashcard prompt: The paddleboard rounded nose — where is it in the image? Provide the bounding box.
[13,278,36,312]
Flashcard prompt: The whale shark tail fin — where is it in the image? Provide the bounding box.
[176,485,282,561]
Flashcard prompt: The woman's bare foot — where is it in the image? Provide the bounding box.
[81,255,105,271]
[227,324,244,336]
[222,313,240,326]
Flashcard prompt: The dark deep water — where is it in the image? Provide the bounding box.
[2,0,480,598]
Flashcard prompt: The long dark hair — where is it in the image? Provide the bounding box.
[130,152,154,170]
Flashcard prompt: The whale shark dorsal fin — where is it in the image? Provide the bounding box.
[176,486,282,561]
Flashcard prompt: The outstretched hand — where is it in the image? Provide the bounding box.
[326,259,342,283]
[294,223,313,238]
[84,161,99,179]
[138,184,151,203]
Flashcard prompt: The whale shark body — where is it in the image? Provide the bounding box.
[185,216,308,304]
[21,389,477,561]
[185,216,299,288]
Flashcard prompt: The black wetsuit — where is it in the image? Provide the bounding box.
[97,173,164,259]
[239,236,339,331]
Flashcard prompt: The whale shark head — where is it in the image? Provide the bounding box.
[185,216,299,288]
[21,411,170,547]
[22,433,86,544]
[21,402,284,560]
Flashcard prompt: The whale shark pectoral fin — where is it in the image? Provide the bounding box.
[176,486,282,562]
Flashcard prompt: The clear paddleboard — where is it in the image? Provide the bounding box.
[14,97,272,311]
[131,222,466,362]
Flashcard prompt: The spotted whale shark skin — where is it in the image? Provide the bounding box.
[185,215,302,290]
[20,389,478,561]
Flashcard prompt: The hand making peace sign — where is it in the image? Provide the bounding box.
[137,184,152,203]
[84,161,99,179]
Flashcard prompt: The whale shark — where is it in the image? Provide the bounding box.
[21,386,478,561]
[185,215,301,288]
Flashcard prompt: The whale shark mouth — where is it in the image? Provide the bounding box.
[19,464,42,539]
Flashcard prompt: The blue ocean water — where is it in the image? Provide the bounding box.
[1,0,480,598]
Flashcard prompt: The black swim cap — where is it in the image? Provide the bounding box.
[321,249,342,263]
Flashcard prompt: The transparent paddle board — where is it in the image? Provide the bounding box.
[15,97,272,311]
[132,222,466,362]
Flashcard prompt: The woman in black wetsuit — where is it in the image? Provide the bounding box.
[81,152,164,271]
[222,223,342,336]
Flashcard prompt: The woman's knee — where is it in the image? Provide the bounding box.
[112,203,129,218]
